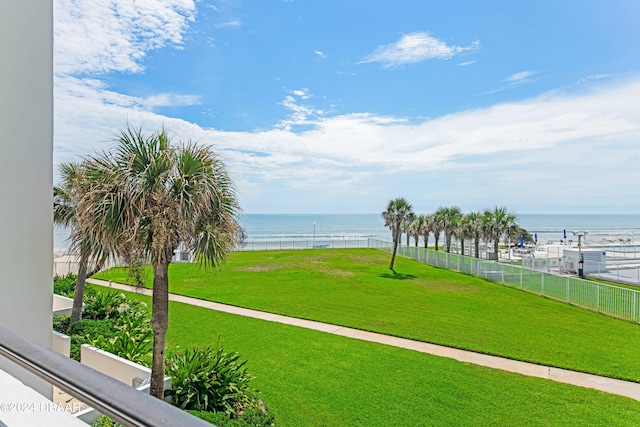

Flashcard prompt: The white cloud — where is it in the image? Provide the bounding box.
[141,93,201,111]
[57,77,640,174]
[291,89,312,99]
[314,50,328,59]
[55,78,640,212]
[275,89,324,131]
[54,0,196,76]
[215,19,242,29]
[458,60,476,66]
[360,32,479,69]
[51,1,640,213]
[481,70,539,95]
[503,71,537,82]
[577,73,614,85]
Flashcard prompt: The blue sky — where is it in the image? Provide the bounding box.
[54,0,640,214]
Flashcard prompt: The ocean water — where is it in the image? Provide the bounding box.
[54,213,640,253]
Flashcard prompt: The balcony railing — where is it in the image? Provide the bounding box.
[0,325,211,427]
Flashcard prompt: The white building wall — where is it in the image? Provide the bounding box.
[0,1,54,397]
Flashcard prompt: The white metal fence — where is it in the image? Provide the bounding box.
[53,239,373,276]
[56,239,640,324]
[238,239,371,251]
[369,239,640,324]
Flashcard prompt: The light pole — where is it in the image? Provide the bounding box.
[313,222,316,248]
[572,231,588,278]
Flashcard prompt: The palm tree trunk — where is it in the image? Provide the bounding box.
[460,239,465,257]
[68,254,88,327]
[474,237,480,258]
[493,238,500,261]
[150,260,170,399]
[389,226,401,270]
[68,254,108,329]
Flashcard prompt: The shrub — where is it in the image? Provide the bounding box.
[240,407,276,426]
[53,274,76,297]
[165,340,257,415]
[68,318,116,337]
[91,416,123,427]
[67,319,117,361]
[188,410,233,425]
[188,409,275,426]
[52,314,71,333]
[65,293,153,365]
[83,290,127,320]
[89,312,153,367]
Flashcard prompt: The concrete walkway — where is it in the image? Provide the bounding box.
[87,278,640,402]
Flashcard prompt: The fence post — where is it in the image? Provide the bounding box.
[520,265,523,288]
[566,277,570,301]
[596,282,600,312]
[634,291,638,323]
[541,272,545,295]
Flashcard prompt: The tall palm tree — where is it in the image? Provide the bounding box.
[402,212,417,246]
[482,207,517,261]
[411,215,425,247]
[452,213,468,256]
[431,208,446,251]
[504,218,522,260]
[464,211,484,258]
[76,126,241,399]
[54,162,108,327]
[420,213,433,249]
[382,198,413,270]
[441,206,463,253]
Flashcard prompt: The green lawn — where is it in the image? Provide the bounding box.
[95,248,640,382]
[115,289,640,426]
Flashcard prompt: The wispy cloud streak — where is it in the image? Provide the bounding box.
[360,32,479,69]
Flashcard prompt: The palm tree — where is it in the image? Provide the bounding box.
[482,207,517,261]
[402,212,417,246]
[504,218,522,260]
[506,225,534,249]
[452,213,468,256]
[410,215,425,247]
[441,206,463,253]
[420,214,433,249]
[54,162,109,328]
[431,208,445,251]
[464,211,484,258]
[76,125,241,399]
[382,198,413,270]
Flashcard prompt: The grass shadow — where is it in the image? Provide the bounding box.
[379,271,417,280]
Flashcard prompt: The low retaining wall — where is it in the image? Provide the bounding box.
[73,345,171,424]
[52,294,74,316]
[52,331,70,357]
